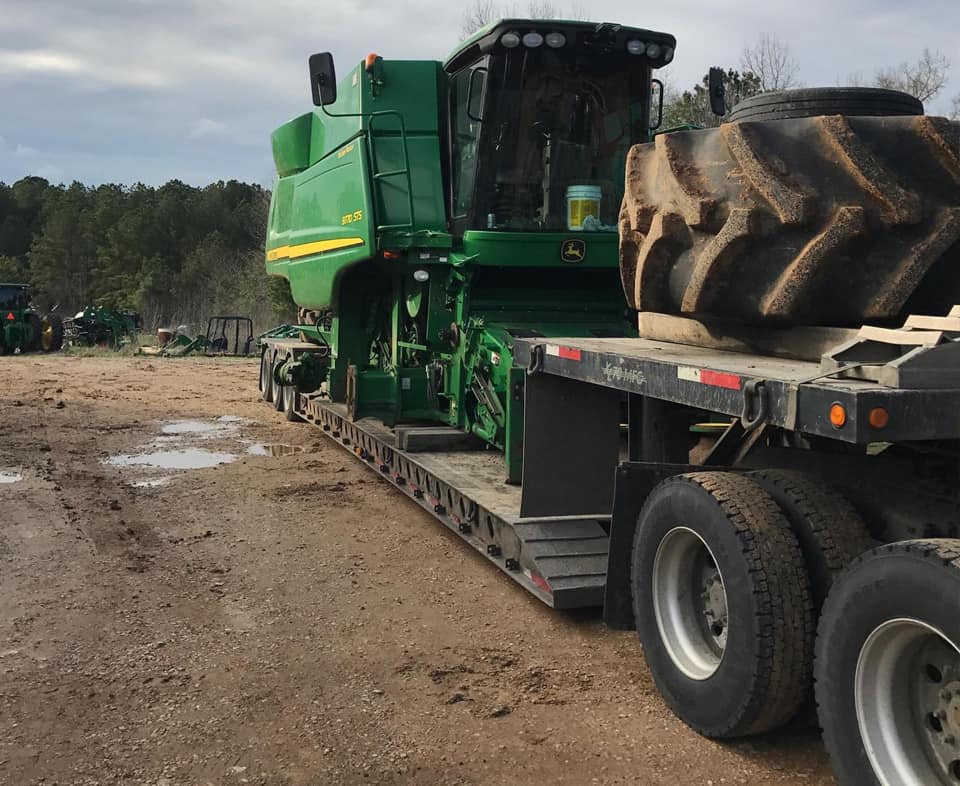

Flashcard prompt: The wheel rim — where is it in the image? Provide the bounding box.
[856,618,960,786]
[260,353,269,392]
[41,323,53,351]
[652,526,728,680]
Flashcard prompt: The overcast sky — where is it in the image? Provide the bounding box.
[1,0,957,187]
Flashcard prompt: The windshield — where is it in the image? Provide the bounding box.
[452,47,650,233]
[0,286,30,310]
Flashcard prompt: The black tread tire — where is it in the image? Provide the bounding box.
[27,313,42,351]
[619,113,960,326]
[749,469,874,608]
[729,87,923,123]
[259,349,273,403]
[272,355,285,412]
[631,472,815,738]
[815,539,960,786]
[282,384,301,422]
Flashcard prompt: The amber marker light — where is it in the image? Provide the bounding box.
[829,403,847,429]
[365,53,378,72]
[868,407,890,430]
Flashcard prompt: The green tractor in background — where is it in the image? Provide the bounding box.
[0,283,63,354]
[265,19,675,481]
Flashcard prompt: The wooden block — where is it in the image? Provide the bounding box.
[904,315,960,332]
[857,325,944,346]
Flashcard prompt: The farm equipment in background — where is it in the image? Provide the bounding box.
[138,316,254,357]
[63,306,141,350]
[0,283,63,354]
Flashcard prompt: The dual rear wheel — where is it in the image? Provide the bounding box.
[632,470,960,785]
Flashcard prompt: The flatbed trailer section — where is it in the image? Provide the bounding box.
[261,333,960,613]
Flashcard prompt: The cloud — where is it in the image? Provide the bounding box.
[188,118,227,140]
[0,0,957,186]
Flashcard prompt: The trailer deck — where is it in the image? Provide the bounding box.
[269,331,960,612]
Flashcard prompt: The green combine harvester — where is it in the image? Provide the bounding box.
[265,19,675,480]
[0,283,63,354]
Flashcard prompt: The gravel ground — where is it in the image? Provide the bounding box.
[0,355,835,785]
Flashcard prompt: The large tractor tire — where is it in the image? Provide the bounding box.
[631,472,814,737]
[27,313,43,352]
[815,539,960,786]
[728,87,923,123]
[40,314,64,352]
[619,111,960,327]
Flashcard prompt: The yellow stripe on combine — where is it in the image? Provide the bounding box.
[266,237,365,262]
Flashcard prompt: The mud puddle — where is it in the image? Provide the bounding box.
[104,417,308,487]
[0,468,23,484]
[107,449,237,470]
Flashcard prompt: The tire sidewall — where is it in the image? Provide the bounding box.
[259,349,272,401]
[816,550,960,786]
[632,481,764,735]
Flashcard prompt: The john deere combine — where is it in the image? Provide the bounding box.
[266,19,676,480]
[0,283,63,354]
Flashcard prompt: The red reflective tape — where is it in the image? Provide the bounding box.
[700,369,741,390]
[558,346,581,361]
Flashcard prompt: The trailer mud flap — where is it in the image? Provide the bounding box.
[604,461,708,630]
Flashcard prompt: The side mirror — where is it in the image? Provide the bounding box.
[650,79,664,130]
[309,52,337,107]
[708,67,726,117]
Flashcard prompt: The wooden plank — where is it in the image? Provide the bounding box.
[857,325,944,346]
[904,314,960,332]
[637,311,858,362]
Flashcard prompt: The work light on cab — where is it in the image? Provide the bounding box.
[545,31,566,48]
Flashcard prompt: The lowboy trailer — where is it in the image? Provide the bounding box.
[262,314,960,786]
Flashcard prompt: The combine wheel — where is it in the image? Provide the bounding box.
[40,314,63,352]
[619,110,960,326]
[272,355,285,412]
[750,469,873,608]
[631,472,814,737]
[816,539,960,786]
[259,349,273,403]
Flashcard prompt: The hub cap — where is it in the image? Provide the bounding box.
[856,618,960,786]
[652,526,728,680]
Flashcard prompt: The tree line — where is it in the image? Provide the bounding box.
[0,178,295,334]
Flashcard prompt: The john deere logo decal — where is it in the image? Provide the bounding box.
[561,239,585,263]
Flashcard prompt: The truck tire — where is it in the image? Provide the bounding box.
[749,469,873,608]
[619,114,960,326]
[259,349,273,403]
[631,472,814,737]
[282,384,301,422]
[728,87,923,123]
[815,539,960,786]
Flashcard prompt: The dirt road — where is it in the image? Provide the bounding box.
[0,355,835,785]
